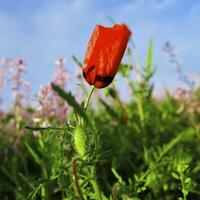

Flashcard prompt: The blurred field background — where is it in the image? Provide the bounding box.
[0,0,200,199]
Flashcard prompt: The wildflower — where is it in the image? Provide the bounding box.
[9,58,30,106]
[35,59,69,123]
[188,101,200,113]
[83,24,131,88]
[53,58,69,87]
[163,42,195,91]
[0,58,14,89]
[173,88,191,100]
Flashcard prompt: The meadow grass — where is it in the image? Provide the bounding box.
[0,41,200,200]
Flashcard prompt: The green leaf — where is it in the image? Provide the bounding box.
[144,38,154,81]
[185,177,191,183]
[51,83,89,122]
[118,63,131,77]
[145,38,153,72]
[26,175,58,199]
[171,172,179,180]
[18,173,35,190]
[111,168,125,185]
[25,142,43,166]
[143,145,149,164]
[26,184,41,200]
[107,15,116,24]
[156,132,183,163]
[99,99,119,118]
[103,87,116,98]
[72,55,83,68]
[25,126,64,131]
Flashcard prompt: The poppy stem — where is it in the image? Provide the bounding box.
[84,86,95,111]
[82,85,101,199]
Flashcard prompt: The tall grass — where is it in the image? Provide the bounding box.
[0,40,200,200]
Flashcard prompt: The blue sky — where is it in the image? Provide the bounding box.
[0,0,200,96]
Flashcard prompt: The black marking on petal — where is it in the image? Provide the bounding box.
[83,71,87,79]
[87,65,95,75]
[94,75,113,84]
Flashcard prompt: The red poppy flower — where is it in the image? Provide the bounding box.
[83,24,131,88]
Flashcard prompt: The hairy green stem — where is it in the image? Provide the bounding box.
[41,167,48,199]
[91,165,102,200]
[82,86,101,198]
[130,39,145,126]
[111,183,120,200]
[72,159,84,200]
[84,86,95,110]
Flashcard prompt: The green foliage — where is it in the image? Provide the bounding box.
[72,55,83,68]
[51,83,89,123]
[1,39,200,200]
[144,38,154,82]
